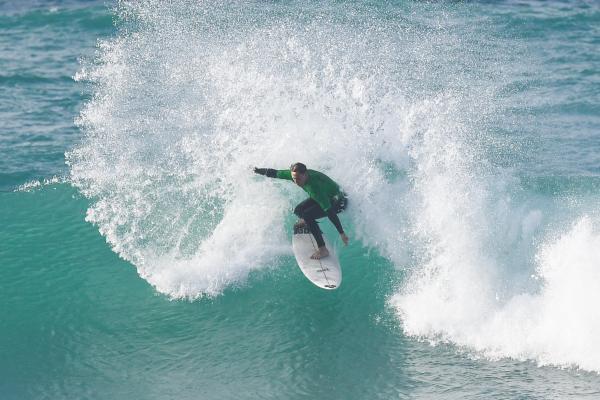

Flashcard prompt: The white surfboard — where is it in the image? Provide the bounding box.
[292,224,342,290]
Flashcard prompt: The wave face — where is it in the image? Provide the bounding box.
[69,0,600,371]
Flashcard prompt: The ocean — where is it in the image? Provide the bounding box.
[1,0,600,398]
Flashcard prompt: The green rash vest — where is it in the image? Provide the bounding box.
[275,169,342,212]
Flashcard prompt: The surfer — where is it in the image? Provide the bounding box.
[254,163,349,259]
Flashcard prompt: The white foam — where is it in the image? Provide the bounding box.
[394,217,600,371]
[15,176,65,192]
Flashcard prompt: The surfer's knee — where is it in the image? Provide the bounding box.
[294,204,304,218]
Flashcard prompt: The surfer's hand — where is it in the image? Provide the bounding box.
[253,168,276,178]
[253,167,266,175]
[340,233,349,246]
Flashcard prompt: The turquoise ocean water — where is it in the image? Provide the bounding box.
[1,1,600,398]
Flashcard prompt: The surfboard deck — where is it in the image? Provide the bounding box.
[292,224,342,290]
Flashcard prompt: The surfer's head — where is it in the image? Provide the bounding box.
[291,162,308,186]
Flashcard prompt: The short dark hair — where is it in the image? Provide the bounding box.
[290,162,307,173]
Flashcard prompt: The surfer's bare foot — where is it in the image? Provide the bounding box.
[310,247,329,259]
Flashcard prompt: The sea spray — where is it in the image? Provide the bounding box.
[70,1,504,298]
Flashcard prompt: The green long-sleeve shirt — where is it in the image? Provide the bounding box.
[274,169,342,212]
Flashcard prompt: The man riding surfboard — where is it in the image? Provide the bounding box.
[254,163,349,259]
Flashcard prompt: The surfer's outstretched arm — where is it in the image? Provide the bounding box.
[253,167,293,180]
